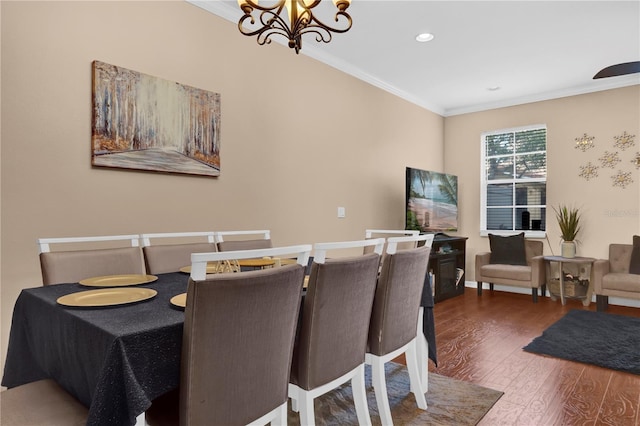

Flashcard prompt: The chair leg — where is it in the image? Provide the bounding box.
[532,288,538,303]
[352,365,372,426]
[371,358,394,426]
[406,340,428,410]
[540,284,546,297]
[596,295,609,312]
[477,282,483,295]
[272,403,287,426]
[297,392,316,426]
[489,283,494,291]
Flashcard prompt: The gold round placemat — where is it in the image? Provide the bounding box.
[57,288,157,307]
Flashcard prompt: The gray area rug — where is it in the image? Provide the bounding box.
[523,309,640,375]
[288,362,503,425]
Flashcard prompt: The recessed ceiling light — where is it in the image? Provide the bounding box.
[487,86,501,91]
[415,33,434,43]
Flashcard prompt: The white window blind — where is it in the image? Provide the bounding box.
[480,125,547,236]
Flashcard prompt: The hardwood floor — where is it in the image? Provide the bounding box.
[429,288,640,426]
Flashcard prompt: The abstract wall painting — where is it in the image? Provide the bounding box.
[91,60,221,177]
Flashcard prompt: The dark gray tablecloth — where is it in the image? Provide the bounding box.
[2,272,189,426]
[2,269,437,425]
[421,272,438,366]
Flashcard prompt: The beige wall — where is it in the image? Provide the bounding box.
[446,86,640,279]
[0,1,444,371]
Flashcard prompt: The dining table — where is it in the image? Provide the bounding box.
[2,269,438,426]
[2,272,189,426]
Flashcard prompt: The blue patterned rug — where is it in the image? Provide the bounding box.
[523,309,640,375]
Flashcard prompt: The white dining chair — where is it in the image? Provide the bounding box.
[215,230,273,252]
[364,229,421,254]
[38,234,141,253]
[189,244,311,281]
[364,229,420,239]
[288,238,385,426]
[140,231,217,274]
[365,234,434,425]
[146,245,313,426]
[37,234,145,285]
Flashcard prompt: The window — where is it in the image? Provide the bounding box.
[480,125,546,236]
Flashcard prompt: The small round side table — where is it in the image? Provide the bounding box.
[543,256,596,306]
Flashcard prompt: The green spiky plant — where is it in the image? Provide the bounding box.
[553,204,581,242]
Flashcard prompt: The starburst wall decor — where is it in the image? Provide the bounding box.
[575,131,637,189]
[613,131,635,150]
[599,151,621,168]
[611,170,633,188]
[574,133,595,151]
[579,162,599,180]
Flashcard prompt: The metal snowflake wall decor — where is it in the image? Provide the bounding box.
[611,170,633,188]
[613,131,636,151]
[574,131,637,188]
[574,133,595,152]
[578,162,599,180]
[599,151,621,168]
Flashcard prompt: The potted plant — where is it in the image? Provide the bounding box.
[553,204,582,258]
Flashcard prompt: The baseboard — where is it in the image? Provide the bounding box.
[464,281,640,309]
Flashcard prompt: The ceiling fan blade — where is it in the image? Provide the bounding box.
[593,61,640,79]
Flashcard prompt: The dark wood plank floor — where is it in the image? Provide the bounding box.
[429,288,640,426]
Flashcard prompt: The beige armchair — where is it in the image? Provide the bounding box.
[593,243,640,311]
[475,239,545,302]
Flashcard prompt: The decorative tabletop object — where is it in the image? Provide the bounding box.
[553,204,581,258]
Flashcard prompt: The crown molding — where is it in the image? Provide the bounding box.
[444,78,640,117]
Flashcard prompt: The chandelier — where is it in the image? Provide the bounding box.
[237,0,353,54]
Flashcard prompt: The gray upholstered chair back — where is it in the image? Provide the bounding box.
[140,232,217,274]
[180,264,305,426]
[368,245,430,356]
[609,243,633,273]
[215,230,272,252]
[39,247,145,285]
[290,252,381,390]
[143,242,217,274]
[217,239,273,252]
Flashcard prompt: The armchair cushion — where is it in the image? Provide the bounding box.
[479,264,532,281]
[602,273,640,292]
[489,233,527,266]
[629,235,640,275]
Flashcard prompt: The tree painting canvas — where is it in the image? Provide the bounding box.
[92,60,221,177]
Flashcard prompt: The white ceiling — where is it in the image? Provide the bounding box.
[190,0,640,116]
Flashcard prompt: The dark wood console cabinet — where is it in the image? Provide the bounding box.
[429,234,467,303]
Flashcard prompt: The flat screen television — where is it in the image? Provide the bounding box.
[405,167,458,233]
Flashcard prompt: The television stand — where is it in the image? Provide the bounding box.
[428,234,467,303]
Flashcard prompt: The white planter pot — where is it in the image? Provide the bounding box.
[561,241,576,258]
